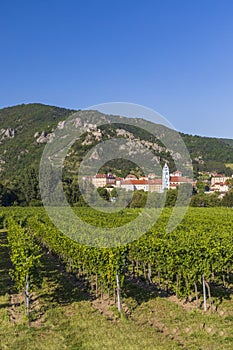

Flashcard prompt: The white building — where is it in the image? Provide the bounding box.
[211,175,230,186]
[121,179,149,192]
[162,163,170,190]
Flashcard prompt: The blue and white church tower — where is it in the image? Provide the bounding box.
[162,163,170,191]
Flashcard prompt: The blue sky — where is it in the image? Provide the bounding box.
[0,0,233,138]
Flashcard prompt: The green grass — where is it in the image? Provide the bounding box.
[0,300,183,350]
[132,297,233,350]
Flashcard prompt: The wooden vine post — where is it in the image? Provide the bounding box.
[25,274,30,317]
[116,274,122,314]
[202,275,207,312]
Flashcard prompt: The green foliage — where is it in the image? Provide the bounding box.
[196,180,208,193]
[110,187,118,198]
[0,103,73,181]
[165,189,178,207]
[21,167,41,205]
[129,190,147,208]
[0,183,19,206]
[99,159,144,178]
[1,103,233,207]
[222,190,233,207]
[181,133,233,164]
[97,187,110,201]
[3,206,233,301]
[190,192,221,207]
[7,218,42,292]
[1,206,233,349]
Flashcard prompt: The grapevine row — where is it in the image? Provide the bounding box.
[2,207,233,311]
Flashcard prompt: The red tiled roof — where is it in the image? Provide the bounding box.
[94,174,107,178]
[170,176,192,183]
[122,180,148,185]
[148,179,162,184]
[94,174,115,179]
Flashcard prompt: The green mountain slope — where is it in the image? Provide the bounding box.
[220,138,233,147]
[0,103,232,183]
[181,133,233,162]
[180,133,233,175]
[0,104,74,178]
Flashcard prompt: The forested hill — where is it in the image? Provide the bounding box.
[220,138,233,147]
[180,133,233,175]
[0,104,75,179]
[0,103,233,184]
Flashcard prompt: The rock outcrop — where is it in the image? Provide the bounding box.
[36,131,55,144]
[0,128,16,140]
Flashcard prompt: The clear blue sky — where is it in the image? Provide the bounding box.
[1,0,233,138]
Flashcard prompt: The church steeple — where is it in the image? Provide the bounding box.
[162,163,170,190]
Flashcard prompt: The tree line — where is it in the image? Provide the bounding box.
[1,166,233,208]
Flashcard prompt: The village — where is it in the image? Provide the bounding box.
[86,164,233,197]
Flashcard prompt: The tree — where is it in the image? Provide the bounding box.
[226,179,233,190]
[0,183,19,206]
[63,176,81,205]
[222,190,233,207]
[165,189,178,207]
[196,180,208,193]
[21,167,41,205]
[97,187,110,201]
[110,187,118,198]
[129,190,147,208]
[190,192,220,207]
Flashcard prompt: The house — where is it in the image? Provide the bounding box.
[170,175,193,190]
[121,179,149,192]
[92,173,116,188]
[148,179,163,192]
[115,177,123,188]
[209,182,229,194]
[211,175,230,186]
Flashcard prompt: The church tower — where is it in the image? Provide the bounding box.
[162,163,170,190]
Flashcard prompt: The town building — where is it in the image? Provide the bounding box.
[92,173,116,188]
[209,182,229,194]
[121,179,149,192]
[170,174,194,190]
[211,175,229,186]
[162,163,170,190]
[148,179,163,192]
[90,164,196,193]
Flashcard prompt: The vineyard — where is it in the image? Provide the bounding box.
[1,207,233,349]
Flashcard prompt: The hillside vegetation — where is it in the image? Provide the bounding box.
[1,206,233,349]
[0,103,232,177]
[0,103,232,206]
[0,104,74,178]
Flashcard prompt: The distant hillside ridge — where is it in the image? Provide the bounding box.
[0,103,232,183]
